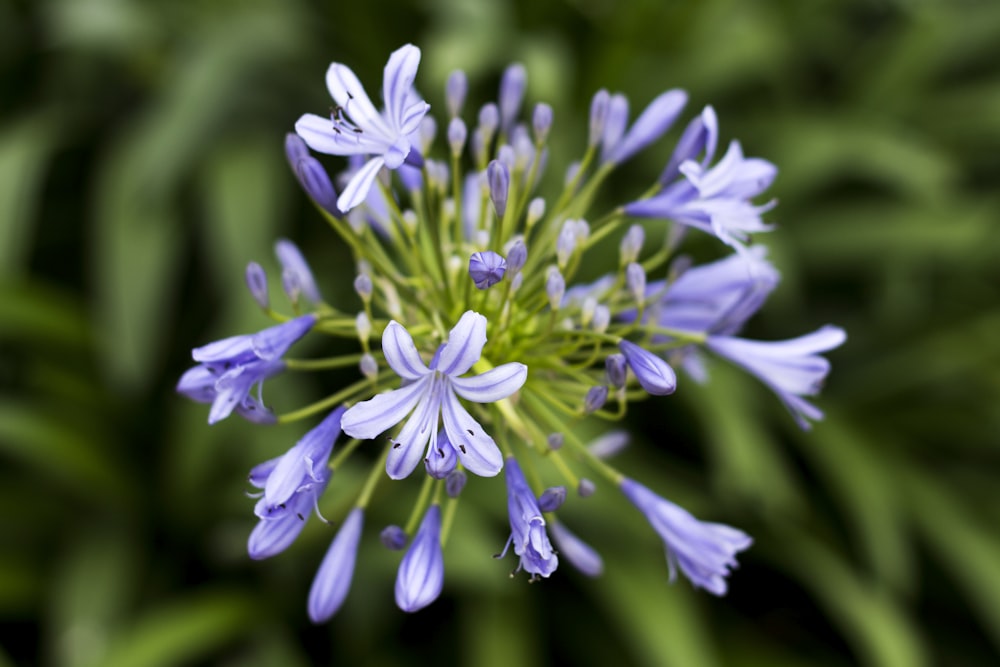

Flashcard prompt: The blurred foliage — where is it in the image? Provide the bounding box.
[1,0,999,665]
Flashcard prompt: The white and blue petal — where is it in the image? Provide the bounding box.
[383,45,424,135]
[386,382,442,480]
[381,320,430,380]
[450,362,527,403]
[341,375,431,440]
[337,156,386,213]
[325,62,392,139]
[435,310,487,376]
[441,390,503,477]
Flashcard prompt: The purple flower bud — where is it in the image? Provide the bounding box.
[527,198,545,226]
[626,262,646,303]
[469,250,507,290]
[359,353,377,379]
[281,268,301,303]
[497,144,515,172]
[275,238,322,303]
[601,93,629,161]
[478,103,500,137]
[445,469,467,498]
[487,160,509,219]
[395,504,444,612]
[356,311,371,341]
[584,385,608,414]
[381,525,408,550]
[448,117,467,156]
[546,267,565,310]
[537,486,567,512]
[549,521,604,577]
[506,239,527,274]
[532,103,553,143]
[285,134,340,217]
[588,430,629,459]
[620,224,645,264]
[418,116,437,155]
[499,63,527,131]
[606,354,627,388]
[619,339,677,396]
[446,70,468,117]
[308,507,364,623]
[556,219,579,268]
[353,273,372,301]
[592,305,610,333]
[589,89,610,147]
[605,89,688,165]
[578,478,596,497]
[425,430,458,479]
[547,432,564,450]
[660,105,719,185]
[245,262,269,309]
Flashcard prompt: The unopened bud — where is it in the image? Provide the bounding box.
[537,486,567,512]
[245,262,269,309]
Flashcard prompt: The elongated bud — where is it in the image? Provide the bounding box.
[356,312,372,341]
[395,505,444,613]
[533,103,553,144]
[487,160,509,219]
[245,262,269,309]
[275,238,322,303]
[588,430,629,459]
[445,469,467,498]
[549,521,604,577]
[546,267,566,310]
[506,239,527,275]
[626,262,646,303]
[354,273,372,302]
[499,63,527,131]
[381,525,408,550]
[584,385,608,414]
[620,224,645,265]
[592,304,611,333]
[557,220,578,268]
[578,478,596,497]
[478,103,500,139]
[359,353,378,379]
[418,116,437,155]
[601,93,629,160]
[589,89,610,146]
[537,486,567,512]
[448,117,467,157]
[308,507,364,623]
[606,354,627,388]
[446,70,468,117]
[619,339,677,395]
[527,198,546,227]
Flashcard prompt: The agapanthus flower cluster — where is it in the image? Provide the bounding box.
[178,44,845,620]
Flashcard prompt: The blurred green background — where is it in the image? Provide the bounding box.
[2,0,999,665]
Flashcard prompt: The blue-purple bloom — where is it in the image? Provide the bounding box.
[308,507,364,623]
[176,314,316,424]
[706,325,846,430]
[341,311,527,479]
[469,251,507,289]
[503,457,558,578]
[549,521,604,577]
[621,478,751,595]
[295,44,431,213]
[395,504,445,612]
[619,339,677,396]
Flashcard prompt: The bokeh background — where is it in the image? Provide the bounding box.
[3,0,1000,665]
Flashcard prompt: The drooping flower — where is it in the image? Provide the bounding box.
[621,478,751,595]
[308,507,364,623]
[503,456,558,578]
[176,315,316,424]
[295,44,431,213]
[625,140,777,252]
[340,311,527,479]
[706,325,846,430]
[395,504,445,612]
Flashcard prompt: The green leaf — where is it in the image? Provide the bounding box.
[0,115,56,277]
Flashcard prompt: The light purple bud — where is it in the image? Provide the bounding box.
[398,163,423,192]
[549,521,604,577]
[660,105,719,185]
[275,238,322,303]
[533,103,553,143]
[588,430,629,459]
[506,239,527,274]
[605,89,688,165]
[469,250,507,290]
[601,93,629,160]
[626,262,646,302]
[281,268,301,303]
[487,160,510,219]
[285,134,339,217]
[512,131,535,171]
[381,525,408,550]
[448,117,467,157]
[478,103,500,137]
[425,431,458,479]
[499,63,527,131]
[606,354,627,388]
[619,339,677,395]
[419,116,437,155]
[471,128,487,165]
[245,262,269,309]
[445,469,467,498]
[547,432,564,450]
[589,89,610,146]
[353,273,372,301]
[308,507,364,623]
[584,386,608,414]
[592,305,611,333]
[546,268,566,310]
[556,220,579,268]
[620,224,645,264]
[537,486,567,512]
[564,161,581,187]
[359,353,377,379]
[446,70,468,117]
[578,478,596,497]
[527,198,545,226]
[395,505,444,613]
[497,144,515,172]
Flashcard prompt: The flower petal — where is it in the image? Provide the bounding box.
[325,63,392,139]
[341,376,429,440]
[294,113,391,156]
[450,362,527,403]
[337,156,385,213]
[383,45,422,135]
[441,390,502,477]
[435,310,487,376]
[381,320,430,380]
[386,385,441,480]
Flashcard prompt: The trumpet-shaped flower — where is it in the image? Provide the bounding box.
[621,478,751,595]
[503,457,558,578]
[340,311,527,479]
[295,44,431,213]
[706,325,846,430]
[176,315,316,424]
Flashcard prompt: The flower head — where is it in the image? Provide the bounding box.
[295,44,431,213]
[341,311,527,479]
[621,478,751,595]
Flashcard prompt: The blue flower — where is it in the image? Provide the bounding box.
[706,325,846,429]
[295,44,431,213]
[341,310,527,479]
[308,507,364,623]
[621,478,751,595]
[395,504,445,612]
[176,315,316,424]
[625,140,777,252]
[503,456,558,578]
